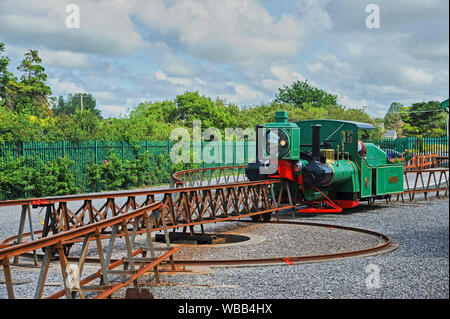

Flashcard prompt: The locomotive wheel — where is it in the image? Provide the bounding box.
[262,212,272,222]
[251,212,272,222]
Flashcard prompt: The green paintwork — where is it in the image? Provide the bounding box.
[295,120,359,161]
[304,188,329,201]
[263,119,300,160]
[360,159,372,198]
[375,165,404,195]
[364,143,390,166]
[441,99,449,110]
[293,118,404,199]
[328,160,355,188]
[261,115,405,201]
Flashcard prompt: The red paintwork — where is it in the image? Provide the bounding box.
[269,159,294,181]
[297,186,343,213]
[335,200,360,209]
[269,160,358,213]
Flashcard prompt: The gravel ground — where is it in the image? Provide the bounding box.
[169,222,381,261]
[149,198,449,299]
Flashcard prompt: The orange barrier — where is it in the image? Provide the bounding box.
[395,154,439,171]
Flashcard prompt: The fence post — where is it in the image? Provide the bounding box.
[95,140,98,164]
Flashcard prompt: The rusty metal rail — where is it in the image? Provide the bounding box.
[171,165,248,187]
[21,220,397,275]
[394,168,449,202]
[170,220,395,266]
[1,179,284,251]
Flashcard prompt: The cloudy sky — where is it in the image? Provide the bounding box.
[0,0,448,118]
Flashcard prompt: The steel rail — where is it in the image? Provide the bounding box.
[2,205,295,253]
[21,218,395,300]
[171,165,248,187]
[29,220,395,268]
[0,178,273,208]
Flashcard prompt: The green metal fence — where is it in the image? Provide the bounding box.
[365,136,448,155]
[0,140,257,199]
[365,136,449,167]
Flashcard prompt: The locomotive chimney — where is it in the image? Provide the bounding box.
[311,124,321,161]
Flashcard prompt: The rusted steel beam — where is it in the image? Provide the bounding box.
[93,248,179,299]
[0,202,163,260]
[1,201,177,299]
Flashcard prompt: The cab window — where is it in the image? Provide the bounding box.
[341,130,353,144]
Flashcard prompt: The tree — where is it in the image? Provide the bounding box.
[53,93,101,118]
[275,80,338,108]
[401,101,446,137]
[384,102,404,136]
[0,42,14,106]
[4,49,52,117]
[169,91,234,129]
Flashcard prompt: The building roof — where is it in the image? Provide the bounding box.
[384,130,397,138]
[298,119,376,130]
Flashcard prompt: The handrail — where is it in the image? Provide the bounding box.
[390,153,441,171]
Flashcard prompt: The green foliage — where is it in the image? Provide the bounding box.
[401,101,446,137]
[0,156,34,200]
[0,42,14,104]
[53,93,101,118]
[275,80,338,108]
[4,49,53,117]
[0,156,77,200]
[86,151,197,192]
[384,102,404,135]
[29,157,78,197]
[403,149,413,161]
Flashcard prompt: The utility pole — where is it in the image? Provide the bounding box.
[80,93,83,111]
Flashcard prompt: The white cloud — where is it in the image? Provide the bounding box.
[101,104,128,118]
[0,0,447,119]
[222,83,267,105]
[261,65,306,92]
[0,0,148,56]
[154,70,192,87]
[339,95,368,110]
[135,0,304,66]
[40,49,90,69]
[401,67,434,85]
[48,78,85,95]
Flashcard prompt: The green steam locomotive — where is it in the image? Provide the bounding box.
[246,111,404,214]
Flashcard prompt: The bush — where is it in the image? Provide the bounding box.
[86,151,198,192]
[0,156,77,200]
